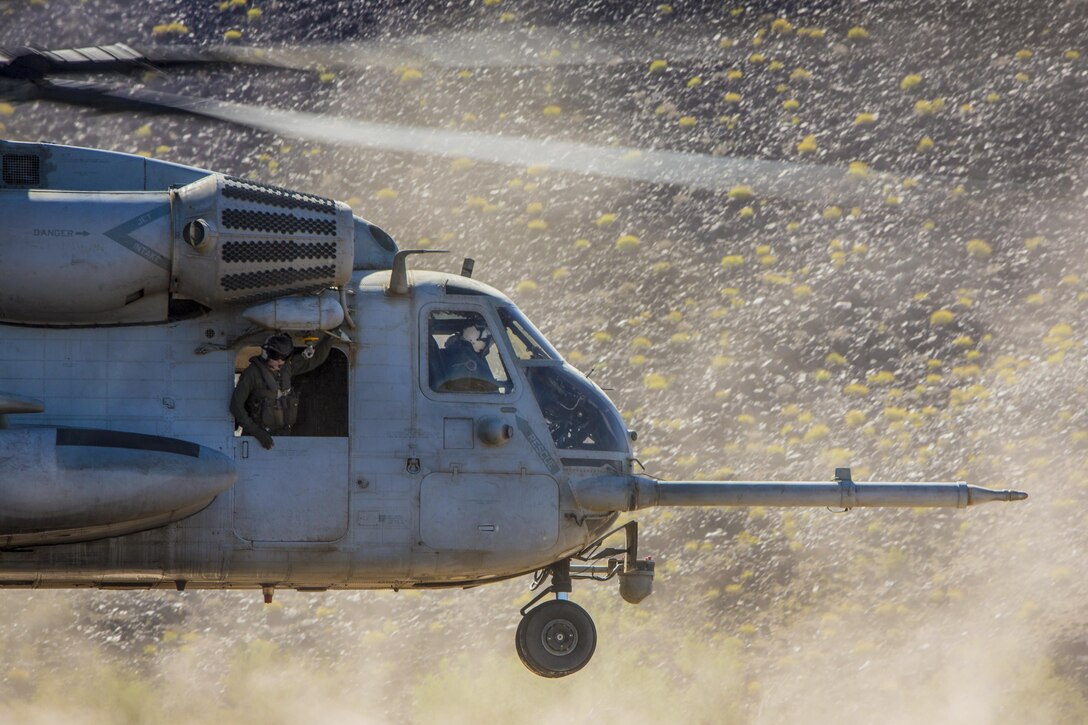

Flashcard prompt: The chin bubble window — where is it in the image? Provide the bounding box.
[525,366,628,452]
[428,310,512,394]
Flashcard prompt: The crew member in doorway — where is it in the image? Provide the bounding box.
[231,333,333,449]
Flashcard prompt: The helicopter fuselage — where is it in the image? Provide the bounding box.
[0,268,625,590]
[0,139,1026,608]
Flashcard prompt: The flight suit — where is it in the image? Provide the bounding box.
[438,336,499,392]
[230,335,333,448]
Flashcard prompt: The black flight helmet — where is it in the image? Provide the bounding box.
[262,334,294,361]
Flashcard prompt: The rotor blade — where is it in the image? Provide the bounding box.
[136,43,315,71]
[214,24,722,72]
[0,43,145,81]
[0,42,302,82]
[18,78,227,114]
[38,81,933,204]
[182,100,941,204]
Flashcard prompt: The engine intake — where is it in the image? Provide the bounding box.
[172,174,354,308]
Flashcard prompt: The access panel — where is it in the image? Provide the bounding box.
[419,472,558,553]
[232,437,349,542]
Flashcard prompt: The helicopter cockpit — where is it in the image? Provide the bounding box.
[425,291,629,455]
[496,307,629,453]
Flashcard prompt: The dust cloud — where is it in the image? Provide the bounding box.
[1,0,1086,722]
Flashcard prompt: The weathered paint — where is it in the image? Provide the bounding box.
[0,270,618,589]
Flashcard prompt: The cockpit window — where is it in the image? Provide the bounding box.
[428,310,512,394]
[498,307,560,361]
[525,366,628,451]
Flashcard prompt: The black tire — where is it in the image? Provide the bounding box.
[514,616,533,673]
[514,600,597,678]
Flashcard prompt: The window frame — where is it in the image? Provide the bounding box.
[418,302,521,403]
[496,305,562,363]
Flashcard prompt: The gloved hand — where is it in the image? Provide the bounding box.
[255,430,275,450]
[302,334,319,359]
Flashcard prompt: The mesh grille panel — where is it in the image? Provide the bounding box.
[221,240,337,263]
[221,208,337,236]
[2,155,41,186]
[229,286,328,305]
[223,176,336,213]
[221,265,336,292]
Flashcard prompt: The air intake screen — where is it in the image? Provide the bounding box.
[2,154,41,186]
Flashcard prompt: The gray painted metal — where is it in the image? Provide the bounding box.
[171,173,354,309]
[351,217,398,271]
[0,269,600,588]
[419,472,559,552]
[0,141,394,326]
[232,437,349,543]
[241,291,344,331]
[0,267,1023,591]
[0,139,211,193]
[0,190,173,323]
[0,427,236,546]
[572,475,1028,513]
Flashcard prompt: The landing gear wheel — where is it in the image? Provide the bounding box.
[515,600,597,677]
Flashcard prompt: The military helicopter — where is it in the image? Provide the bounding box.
[0,43,1027,678]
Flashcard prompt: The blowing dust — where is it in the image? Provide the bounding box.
[0,0,1086,722]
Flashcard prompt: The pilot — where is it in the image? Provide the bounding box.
[230,333,333,450]
[440,322,498,391]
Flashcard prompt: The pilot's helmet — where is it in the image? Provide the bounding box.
[462,324,493,356]
[262,334,295,361]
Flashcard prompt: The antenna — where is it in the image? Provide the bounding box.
[387,249,448,295]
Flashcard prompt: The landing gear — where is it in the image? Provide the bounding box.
[514,523,653,677]
[515,599,597,677]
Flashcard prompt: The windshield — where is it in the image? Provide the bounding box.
[525,366,629,452]
[498,306,560,361]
